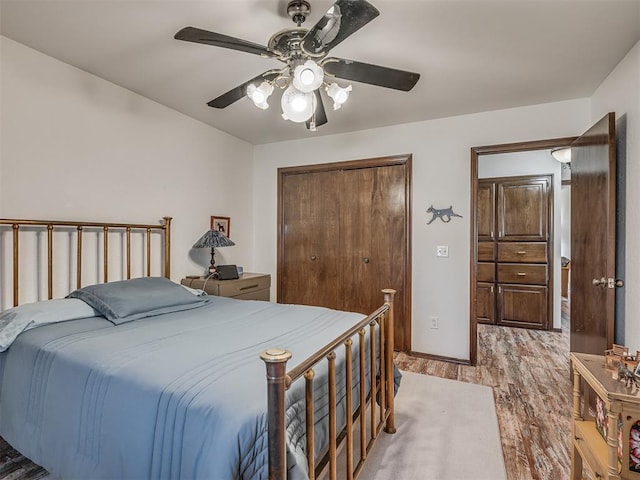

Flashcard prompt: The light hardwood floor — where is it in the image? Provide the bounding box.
[395,305,571,480]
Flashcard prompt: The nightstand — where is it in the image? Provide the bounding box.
[181,273,271,301]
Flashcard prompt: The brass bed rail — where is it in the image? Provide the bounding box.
[0,217,172,307]
[261,289,396,480]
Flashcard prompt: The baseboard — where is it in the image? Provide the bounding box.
[408,351,471,366]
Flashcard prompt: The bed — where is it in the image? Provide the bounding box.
[0,217,398,480]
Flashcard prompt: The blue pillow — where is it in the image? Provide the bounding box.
[0,298,99,352]
[67,277,208,325]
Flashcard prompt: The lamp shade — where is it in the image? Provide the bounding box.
[192,230,235,249]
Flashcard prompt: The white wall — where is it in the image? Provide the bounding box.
[0,36,255,305]
[590,39,640,350]
[252,98,590,360]
[478,150,563,330]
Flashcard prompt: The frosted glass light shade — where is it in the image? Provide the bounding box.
[281,85,315,123]
[292,60,324,93]
[326,83,352,110]
[551,147,571,163]
[247,81,274,110]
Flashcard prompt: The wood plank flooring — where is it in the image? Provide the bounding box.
[395,305,571,480]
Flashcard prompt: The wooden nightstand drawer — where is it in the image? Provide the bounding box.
[181,273,271,300]
[218,274,271,298]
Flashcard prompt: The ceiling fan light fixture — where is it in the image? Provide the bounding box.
[281,85,316,122]
[326,82,352,110]
[246,82,274,110]
[551,147,571,163]
[292,60,324,93]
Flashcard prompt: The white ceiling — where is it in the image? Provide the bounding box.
[1,0,639,145]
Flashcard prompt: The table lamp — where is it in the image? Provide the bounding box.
[193,229,235,274]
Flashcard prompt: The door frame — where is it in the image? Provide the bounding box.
[277,154,413,351]
[469,137,576,365]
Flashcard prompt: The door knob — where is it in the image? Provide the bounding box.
[592,277,606,287]
[362,257,370,264]
[607,278,624,288]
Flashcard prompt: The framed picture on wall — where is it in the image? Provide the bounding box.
[211,216,231,238]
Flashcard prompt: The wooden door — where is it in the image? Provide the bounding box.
[477,181,496,241]
[497,176,549,241]
[280,171,340,309]
[570,113,617,355]
[278,156,412,352]
[338,165,408,349]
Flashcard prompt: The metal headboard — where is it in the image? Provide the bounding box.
[0,217,172,307]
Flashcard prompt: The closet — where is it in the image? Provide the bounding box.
[476,174,552,330]
[278,155,411,351]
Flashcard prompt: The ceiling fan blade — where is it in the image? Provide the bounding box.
[207,70,281,109]
[301,0,380,56]
[306,90,328,130]
[322,58,420,91]
[175,27,278,58]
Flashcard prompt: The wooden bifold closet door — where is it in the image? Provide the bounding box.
[278,155,412,352]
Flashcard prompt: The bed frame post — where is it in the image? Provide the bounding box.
[260,348,292,480]
[382,288,397,434]
[163,216,172,279]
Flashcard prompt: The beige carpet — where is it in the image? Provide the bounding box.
[358,371,507,480]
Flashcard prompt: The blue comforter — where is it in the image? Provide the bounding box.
[0,295,386,480]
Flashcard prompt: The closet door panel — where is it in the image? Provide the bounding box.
[477,181,496,241]
[281,171,340,308]
[497,177,549,241]
[476,282,495,325]
[498,284,548,329]
[338,166,407,348]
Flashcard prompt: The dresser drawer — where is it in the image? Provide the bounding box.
[477,242,495,262]
[218,274,271,298]
[497,264,547,285]
[498,242,547,263]
[477,262,495,282]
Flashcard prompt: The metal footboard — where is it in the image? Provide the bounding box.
[261,289,397,480]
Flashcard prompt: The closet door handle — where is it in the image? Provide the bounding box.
[362,257,370,264]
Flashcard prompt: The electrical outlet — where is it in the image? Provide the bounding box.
[436,245,449,257]
[430,316,439,329]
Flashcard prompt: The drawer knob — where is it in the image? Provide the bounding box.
[310,255,317,261]
[363,257,370,264]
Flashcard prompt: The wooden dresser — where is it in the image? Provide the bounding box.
[477,175,552,329]
[181,273,271,301]
[571,352,640,480]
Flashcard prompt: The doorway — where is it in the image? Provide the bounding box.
[469,137,576,365]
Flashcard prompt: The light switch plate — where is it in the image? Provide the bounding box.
[436,245,449,257]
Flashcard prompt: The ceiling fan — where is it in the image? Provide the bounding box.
[174,0,420,131]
